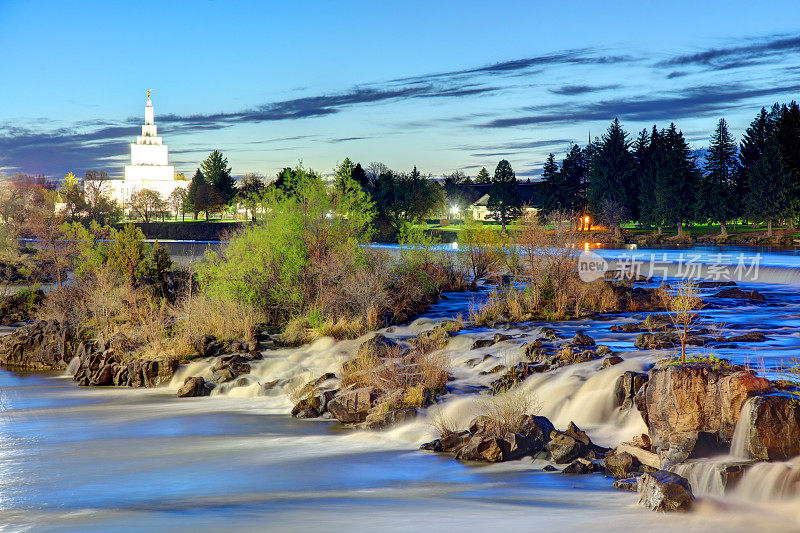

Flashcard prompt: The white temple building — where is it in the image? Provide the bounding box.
[101,91,183,207]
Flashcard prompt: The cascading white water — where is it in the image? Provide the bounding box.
[733,457,800,502]
[169,319,651,449]
[730,397,756,459]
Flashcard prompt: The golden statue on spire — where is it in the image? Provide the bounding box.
[147,89,151,99]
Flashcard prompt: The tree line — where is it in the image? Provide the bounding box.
[539,100,800,237]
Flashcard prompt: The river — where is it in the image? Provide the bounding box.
[1,246,800,531]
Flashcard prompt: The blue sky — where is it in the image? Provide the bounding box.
[1,0,799,179]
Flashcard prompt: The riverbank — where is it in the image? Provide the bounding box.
[2,279,799,530]
[2,245,800,530]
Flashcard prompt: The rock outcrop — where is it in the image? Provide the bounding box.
[734,394,800,461]
[0,320,82,370]
[637,364,773,460]
[421,414,555,463]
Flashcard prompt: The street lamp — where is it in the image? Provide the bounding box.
[584,215,590,231]
[450,204,460,223]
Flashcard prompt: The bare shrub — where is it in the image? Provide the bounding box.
[38,284,88,325]
[475,388,543,437]
[459,223,504,281]
[340,345,450,407]
[428,404,460,437]
[661,281,703,364]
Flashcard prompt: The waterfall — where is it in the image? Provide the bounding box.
[733,457,800,502]
[730,397,755,459]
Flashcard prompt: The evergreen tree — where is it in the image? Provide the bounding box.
[185,169,205,220]
[588,118,637,236]
[653,124,698,236]
[635,127,660,231]
[200,150,236,203]
[560,144,588,213]
[350,162,369,189]
[741,106,789,236]
[333,158,356,192]
[475,167,491,184]
[540,153,562,216]
[775,101,800,226]
[697,118,739,236]
[487,159,522,231]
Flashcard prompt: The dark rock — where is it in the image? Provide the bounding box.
[637,470,694,512]
[195,335,221,357]
[546,431,587,464]
[455,434,505,462]
[489,362,548,393]
[713,287,766,302]
[562,458,593,474]
[434,431,471,453]
[614,371,649,409]
[659,431,726,467]
[725,332,768,343]
[357,334,402,359]
[364,406,417,429]
[471,339,495,350]
[596,345,613,356]
[518,415,555,449]
[295,408,321,419]
[177,376,208,398]
[542,465,557,472]
[603,451,638,478]
[571,331,596,347]
[327,387,378,424]
[493,333,512,343]
[602,355,624,369]
[613,477,639,492]
[734,394,800,461]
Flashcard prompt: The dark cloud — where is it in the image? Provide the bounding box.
[666,71,688,79]
[393,50,636,84]
[0,81,499,176]
[329,136,368,143]
[0,124,137,177]
[159,84,499,129]
[549,84,620,96]
[657,34,800,70]
[484,83,800,128]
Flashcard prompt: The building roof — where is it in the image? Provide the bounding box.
[460,181,545,208]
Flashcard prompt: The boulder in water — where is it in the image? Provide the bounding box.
[546,430,587,464]
[177,376,208,398]
[637,364,773,455]
[713,287,766,302]
[603,451,638,478]
[725,332,768,343]
[471,338,495,350]
[614,371,648,409]
[327,387,378,424]
[601,355,624,368]
[570,331,596,347]
[364,406,417,429]
[733,394,800,461]
[637,470,694,512]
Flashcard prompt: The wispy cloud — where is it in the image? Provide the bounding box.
[484,82,800,128]
[549,84,620,96]
[656,34,800,70]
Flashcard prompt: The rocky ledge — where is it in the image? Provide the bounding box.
[0,319,178,387]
